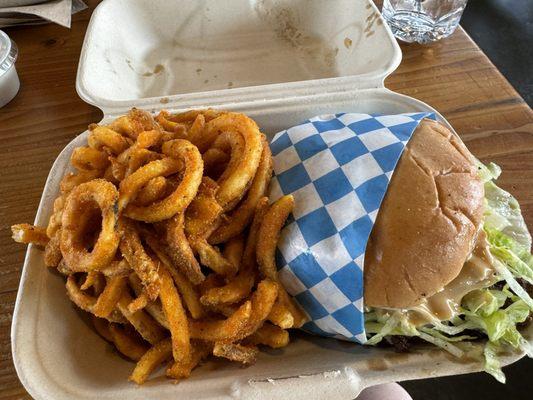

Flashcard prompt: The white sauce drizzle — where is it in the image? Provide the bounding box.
[406,230,497,325]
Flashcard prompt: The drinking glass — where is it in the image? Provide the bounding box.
[382,0,468,44]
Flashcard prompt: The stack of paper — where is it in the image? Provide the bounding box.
[0,0,86,28]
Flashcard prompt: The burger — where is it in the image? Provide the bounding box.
[363,119,532,382]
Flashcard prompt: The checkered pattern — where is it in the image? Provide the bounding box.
[269,112,435,343]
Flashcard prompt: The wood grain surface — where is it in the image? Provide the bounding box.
[0,1,532,399]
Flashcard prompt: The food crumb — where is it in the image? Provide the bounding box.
[125,59,134,71]
[344,37,352,48]
[143,64,164,77]
[323,370,341,378]
[196,68,202,73]
[160,97,169,104]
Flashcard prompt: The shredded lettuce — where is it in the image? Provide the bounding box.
[365,313,402,345]
[429,319,478,336]
[463,299,529,344]
[365,161,533,383]
[484,180,532,251]
[490,258,533,309]
[418,330,465,358]
[462,289,507,317]
[477,161,501,183]
[486,231,533,285]
[484,342,506,383]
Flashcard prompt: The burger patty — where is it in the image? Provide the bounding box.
[491,278,533,297]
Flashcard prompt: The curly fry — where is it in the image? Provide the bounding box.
[166,340,212,380]
[118,218,160,301]
[189,301,252,342]
[159,267,190,365]
[118,157,182,213]
[116,291,166,345]
[256,195,307,328]
[61,180,120,271]
[222,234,245,272]
[206,114,263,210]
[88,125,131,154]
[210,136,272,243]
[164,212,205,285]
[110,108,159,140]
[201,198,268,306]
[65,275,125,323]
[133,176,168,206]
[213,342,258,364]
[109,324,149,361]
[92,315,113,342]
[129,274,169,329]
[120,139,203,222]
[11,224,49,247]
[44,229,62,267]
[246,323,289,349]
[59,169,103,194]
[46,195,65,238]
[129,338,172,385]
[71,147,110,171]
[93,275,128,318]
[202,148,230,180]
[144,235,205,319]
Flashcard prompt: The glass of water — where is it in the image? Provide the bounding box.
[382,0,468,44]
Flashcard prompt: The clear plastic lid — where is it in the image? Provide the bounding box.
[0,30,18,77]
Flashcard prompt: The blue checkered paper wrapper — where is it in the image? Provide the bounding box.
[268,112,435,344]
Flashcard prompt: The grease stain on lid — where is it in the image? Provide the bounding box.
[143,64,165,77]
[344,37,352,48]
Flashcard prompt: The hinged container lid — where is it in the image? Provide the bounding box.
[14,2,532,399]
[76,0,401,114]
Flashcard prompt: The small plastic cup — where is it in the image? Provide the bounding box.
[0,30,20,108]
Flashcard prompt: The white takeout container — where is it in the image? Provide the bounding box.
[11,0,531,399]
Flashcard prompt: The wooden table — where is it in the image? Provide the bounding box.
[1,1,532,399]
